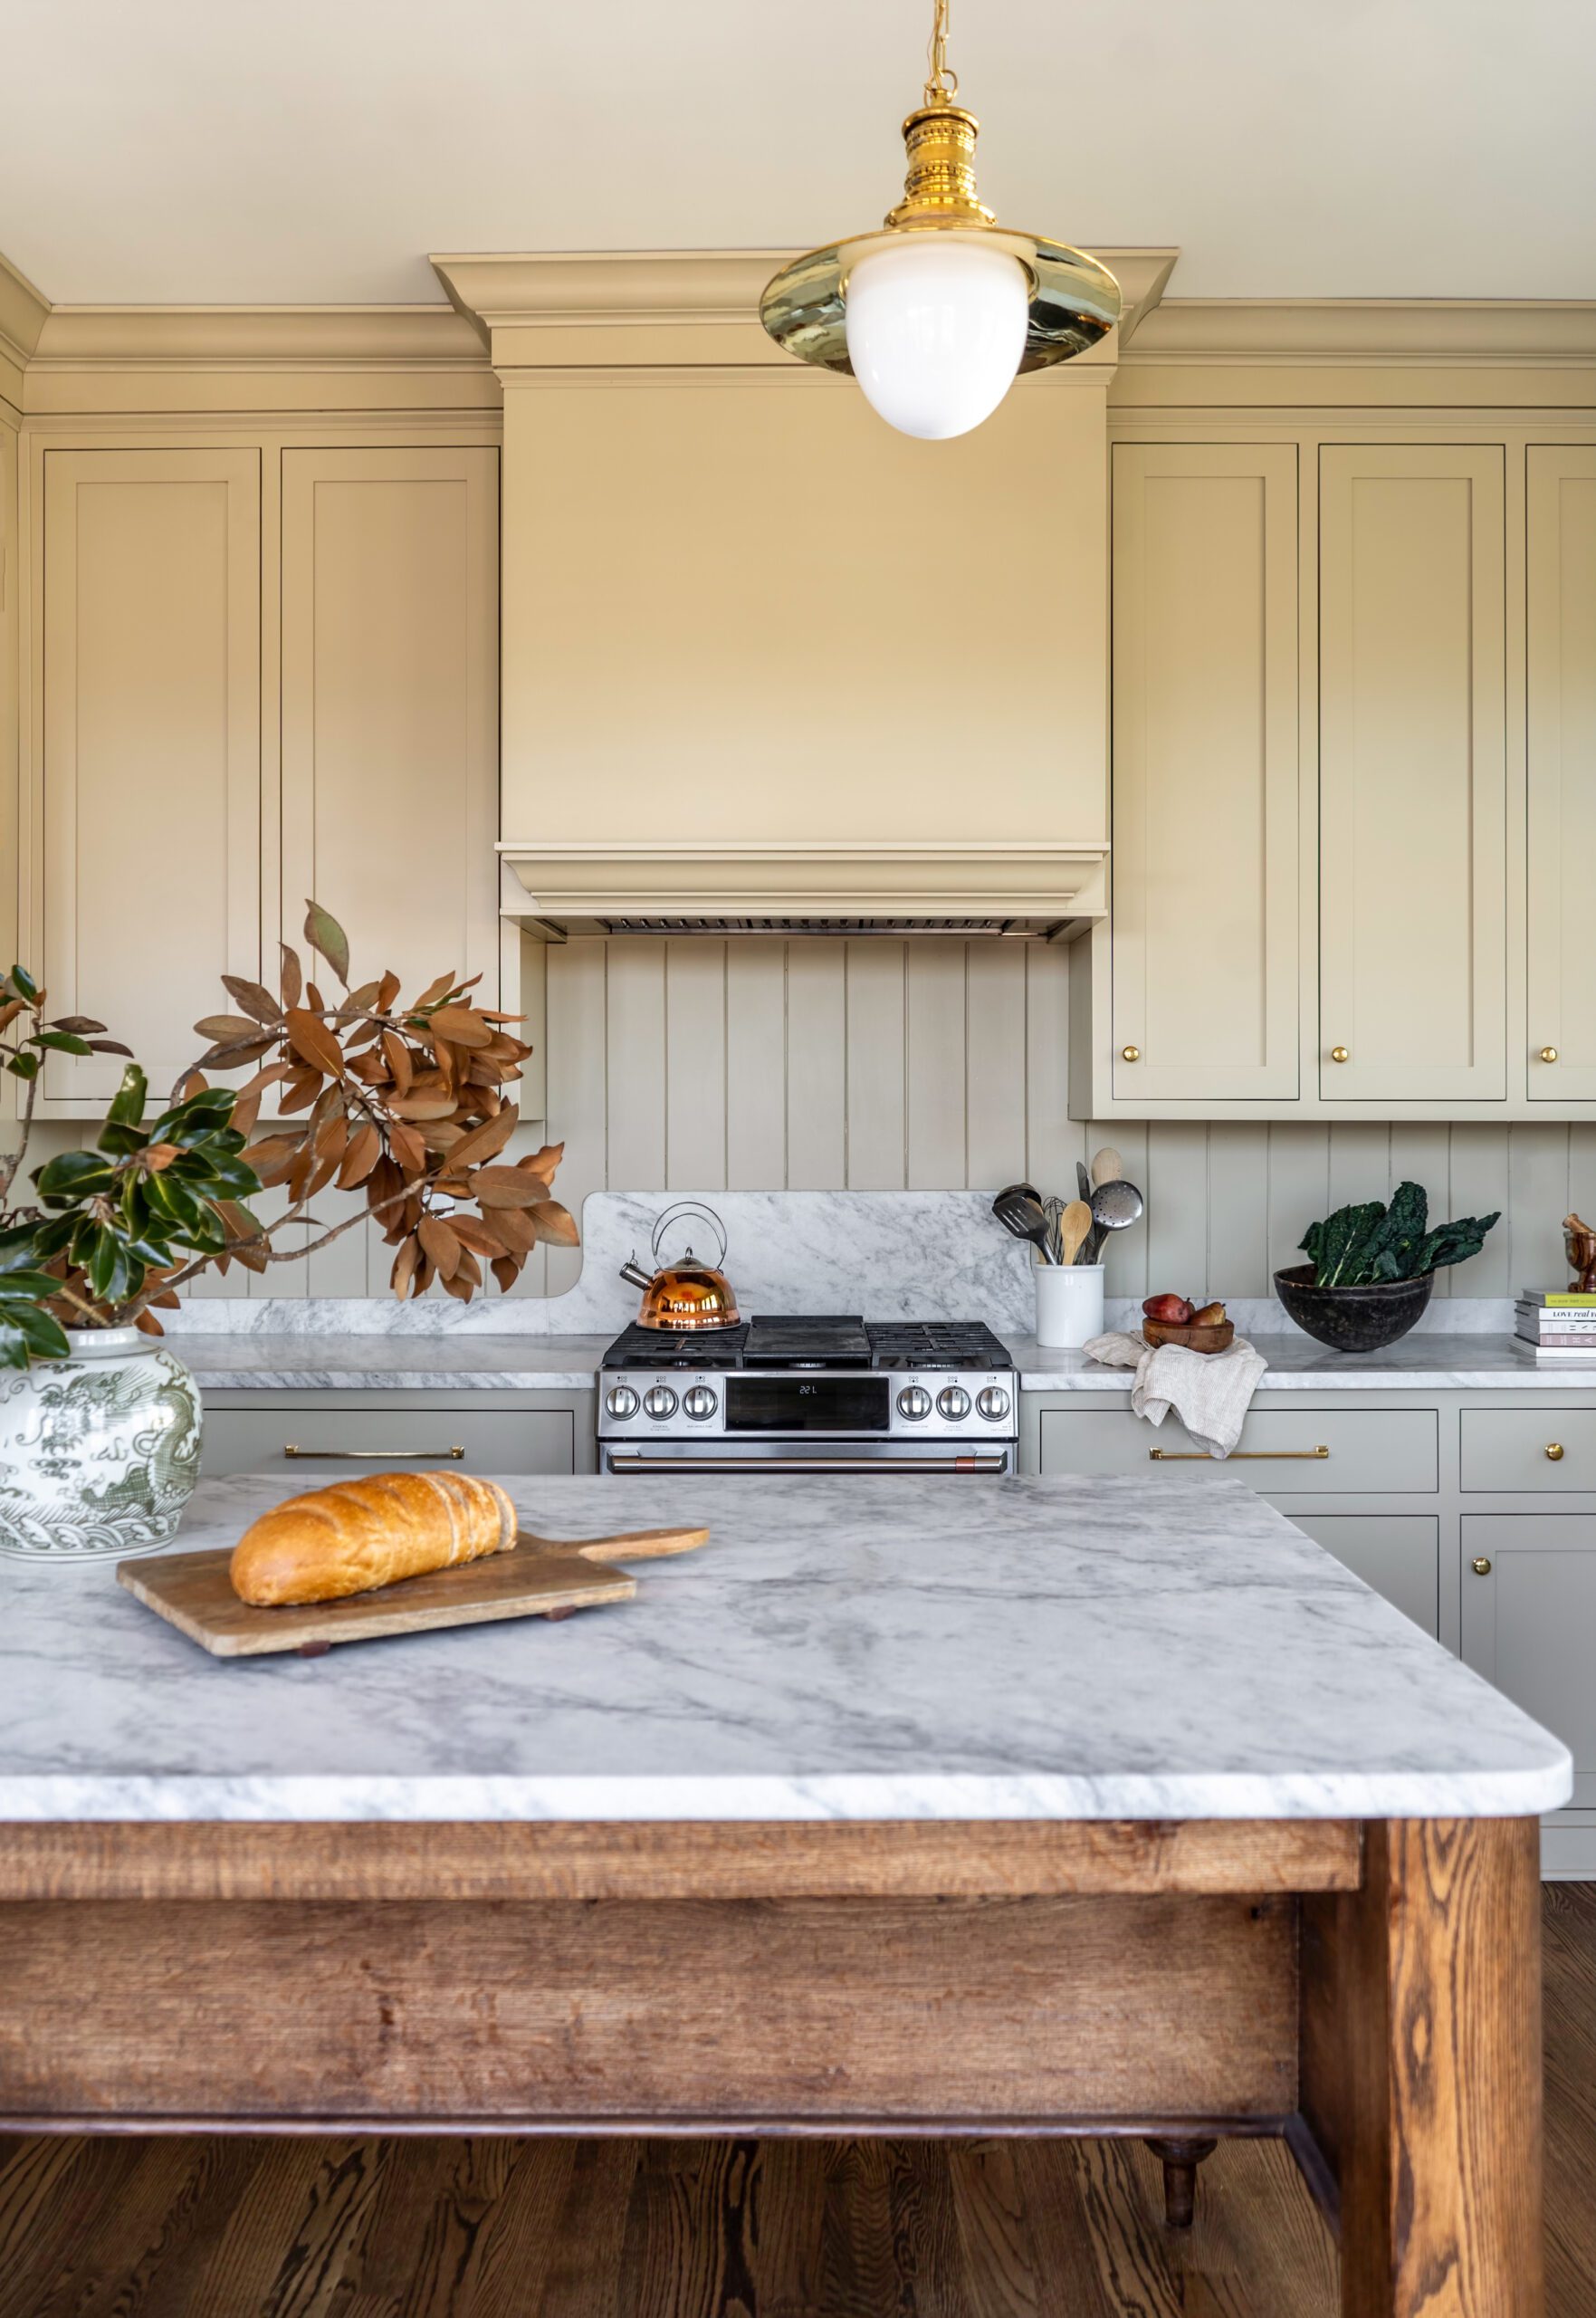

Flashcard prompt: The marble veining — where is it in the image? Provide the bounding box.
[1,1470,1571,1823]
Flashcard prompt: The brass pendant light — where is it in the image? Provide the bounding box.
[760,0,1122,438]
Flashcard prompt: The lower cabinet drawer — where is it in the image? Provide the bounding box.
[1461,1405,1596,1492]
[1037,1406,1437,1494]
[200,1405,578,1478]
[1462,1515,1596,1808]
[1290,1515,1439,1636]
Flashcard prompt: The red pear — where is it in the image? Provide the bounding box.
[1142,1293,1195,1325]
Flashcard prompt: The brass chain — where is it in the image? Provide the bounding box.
[924,0,958,101]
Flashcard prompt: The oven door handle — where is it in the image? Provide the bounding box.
[604,1450,1011,1475]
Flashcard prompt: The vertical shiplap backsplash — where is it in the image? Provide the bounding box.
[12,934,1582,1303]
[540,936,1582,1304]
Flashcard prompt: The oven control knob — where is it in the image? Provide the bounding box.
[643,1385,678,1421]
[977,1386,1011,1422]
[605,1384,640,1421]
[683,1384,718,1422]
[937,1385,971,1422]
[897,1385,932,1422]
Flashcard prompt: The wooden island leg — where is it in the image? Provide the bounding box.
[1143,2135,1218,2228]
[1301,1817,1544,2318]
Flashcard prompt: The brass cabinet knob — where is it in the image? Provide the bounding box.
[1546,1442,1565,1461]
[1121,1045,1140,1062]
[1330,1046,1350,1063]
[1540,1047,1559,1063]
[1471,1557,1493,1576]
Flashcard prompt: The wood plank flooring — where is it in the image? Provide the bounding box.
[2,1883,1591,2318]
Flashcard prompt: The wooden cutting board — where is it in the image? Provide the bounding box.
[117,1524,710,1659]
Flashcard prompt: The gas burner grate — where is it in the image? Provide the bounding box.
[602,1321,748,1370]
[865,1321,1015,1372]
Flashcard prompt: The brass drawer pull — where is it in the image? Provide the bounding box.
[283,1444,466,1461]
[1472,1557,1493,1576]
[1330,1046,1350,1063]
[1540,1047,1559,1064]
[1546,1442,1565,1461]
[1149,1445,1330,1461]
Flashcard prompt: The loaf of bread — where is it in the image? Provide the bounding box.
[230,1471,518,1606]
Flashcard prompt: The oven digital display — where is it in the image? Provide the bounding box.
[726,1377,893,1433]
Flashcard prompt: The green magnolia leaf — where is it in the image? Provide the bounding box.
[33,1149,118,1203]
[32,1030,93,1056]
[0,1302,71,1368]
[7,1051,39,1081]
[0,1223,43,1272]
[5,964,38,1003]
[86,1226,140,1304]
[29,1216,76,1261]
[303,899,351,990]
[0,1268,68,1300]
[149,1089,237,1149]
[104,1065,148,1134]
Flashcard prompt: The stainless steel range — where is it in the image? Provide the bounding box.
[597,1314,1017,1476]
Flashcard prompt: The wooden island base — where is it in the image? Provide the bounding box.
[0,1815,1544,2318]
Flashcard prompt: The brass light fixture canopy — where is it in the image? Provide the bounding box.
[760,7,1122,382]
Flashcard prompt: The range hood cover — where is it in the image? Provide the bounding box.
[498,843,1109,941]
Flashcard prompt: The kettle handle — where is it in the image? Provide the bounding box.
[651,1200,729,1270]
[617,1258,655,1292]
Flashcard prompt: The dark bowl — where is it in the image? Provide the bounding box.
[1272,1265,1435,1353]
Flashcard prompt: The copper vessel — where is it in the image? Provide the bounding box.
[618,1202,741,1331]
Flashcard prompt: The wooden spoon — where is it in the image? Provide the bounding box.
[1090,1145,1123,1189]
[1058,1198,1094,1266]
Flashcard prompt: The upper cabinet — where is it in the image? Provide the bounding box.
[280,447,500,1003]
[1317,445,1506,1105]
[1106,443,1299,1104]
[1526,447,1596,1103]
[37,449,262,1114]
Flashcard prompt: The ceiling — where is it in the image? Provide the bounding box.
[0,0,1591,307]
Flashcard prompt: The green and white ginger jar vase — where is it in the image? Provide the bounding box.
[0,1328,201,1561]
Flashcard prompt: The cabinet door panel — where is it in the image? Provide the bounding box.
[280,449,499,1004]
[1111,445,1299,1100]
[1318,446,1506,1103]
[199,1403,576,1478]
[1291,1514,1438,1636]
[1461,1516,1594,1806]
[41,450,261,1107]
[1527,447,1596,1100]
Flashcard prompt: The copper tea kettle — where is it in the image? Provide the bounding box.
[618,1202,741,1331]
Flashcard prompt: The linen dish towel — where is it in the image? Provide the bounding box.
[1082,1332,1269,1460]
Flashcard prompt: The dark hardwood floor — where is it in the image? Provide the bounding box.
[2,1882,1591,2317]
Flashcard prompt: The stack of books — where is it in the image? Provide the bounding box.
[1515,1292,1596,1360]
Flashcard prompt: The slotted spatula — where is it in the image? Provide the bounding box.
[992,1186,1056,1263]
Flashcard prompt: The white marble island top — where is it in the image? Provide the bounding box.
[3,1471,1570,1825]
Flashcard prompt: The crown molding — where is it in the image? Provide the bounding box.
[0,250,52,371]
[26,302,486,373]
[433,246,1180,369]
[1127,297,1596,368]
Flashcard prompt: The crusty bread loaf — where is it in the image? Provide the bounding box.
[230,1471,518,1605]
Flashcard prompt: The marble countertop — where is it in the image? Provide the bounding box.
[2,1470,1570,1824]
[176,1330,1591,1396]
[183,1336,614,1392]
[1011,1332,1592,1392]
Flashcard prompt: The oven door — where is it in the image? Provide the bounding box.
[602,1438,1013,1476]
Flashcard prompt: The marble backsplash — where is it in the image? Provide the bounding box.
[160,1191,1522,1339]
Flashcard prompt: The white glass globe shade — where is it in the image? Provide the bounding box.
[844,235,1029,440]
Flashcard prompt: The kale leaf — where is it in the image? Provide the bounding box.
[1297,1182,1499,1286]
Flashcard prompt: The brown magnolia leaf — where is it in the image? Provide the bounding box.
[236,1060,294,1100]
[429,1006,492,1049]
[366,1154,403,1212]
[199,1036,276,1070]
[314,1114,349,1164]
[306,982,328,1017]
[233,1237,272,1275]
[476,1009,524,1025]
[412,970,458,1010]
[417,1214,462,1279]
[303,899,351,989]
[194,1013,261,1044]
[380,1031,413,1096]
[307,1150,343,1198]
[472,1165,551,1210]
[287,1145,315,1204]
[483,1203,537,1256]
[281,1068,323,1114]
[449,1215,508,1260]
[344,980,382,1014]
[231,1090,263,1138]
[221,974,283,1027]
[439,1265,474,1302]
[523,1142,566,1176]
[388,1091,457,1122]
[48,1014,108,1034]
[133,1310,166,1336]
[285,1008,344,1079]
[280,944,302,1010]
[174,1069,210,1101]
[377,969,401,1011]
[143,1143,180,1173]
[0,998,29,1036]
[338,1123,381,1188]
[414,1254,435,1298]
[490,1254,521,1295]
[530,1201,580,1246]
[454,1247,483,1290]
[388,1122,427,1175]
[390,1236,420,1298]
[444,1110,519,1174]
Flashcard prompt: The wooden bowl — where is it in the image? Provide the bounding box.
[1142,1318,1235,1355]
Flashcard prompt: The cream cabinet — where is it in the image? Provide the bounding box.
[199,1391,596,1477]
[37,449,262,1112]
[1105,444,1299,1103]
[1461,1516,1596,1810]
[1526,446,1596,1103]
[1317,445,1507,1105]
[280,447,500,1004]
[24,436,503,1119]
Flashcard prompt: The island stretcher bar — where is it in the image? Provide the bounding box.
[0,1811,1544,2318]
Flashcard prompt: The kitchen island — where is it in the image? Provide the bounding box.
[1,1470,1572,2317]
